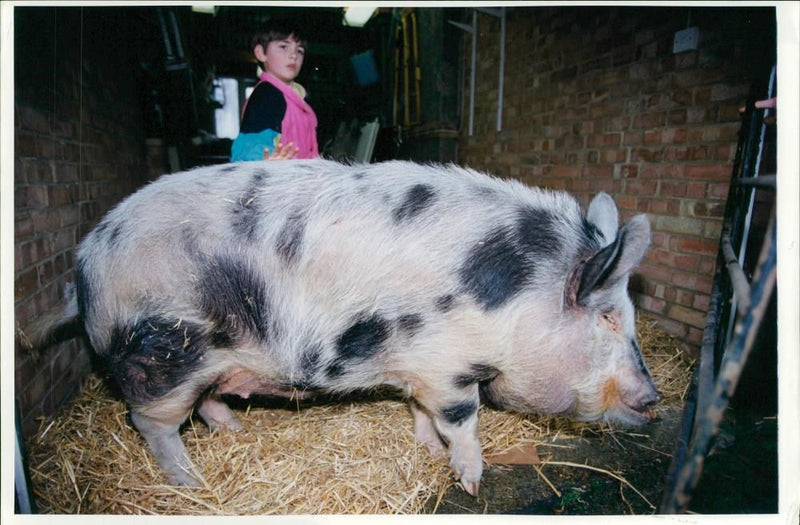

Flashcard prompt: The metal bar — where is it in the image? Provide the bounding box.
[734,175,776,189]
[721,230,752,316]
[469,10,476,136]
[156,8,174,60]
[448,14,477,136]
[169,10,184,59]
[497,7,506,132]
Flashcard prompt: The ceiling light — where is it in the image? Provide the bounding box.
[192,5,216,15]
[343,6,377,27]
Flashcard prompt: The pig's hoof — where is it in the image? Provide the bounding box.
[451,459,482,497]
[211,416,244,433]
[459,479,480,497]
[166,469,201,487]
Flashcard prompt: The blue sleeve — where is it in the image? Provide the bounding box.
[230,128,282,161]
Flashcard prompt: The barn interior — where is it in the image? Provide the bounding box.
[10,3,788,517]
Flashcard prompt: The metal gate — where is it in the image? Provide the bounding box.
[660,65,778,514]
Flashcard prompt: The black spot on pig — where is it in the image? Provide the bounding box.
[94,219,123,249]
[435,294,456,312]
[441,399,478,425]
[352,170,368,181]
[630,339,655,384]
[231,171,266,240]
[276,211,306,266]
[397,313,423,337]
[196,255,270,343]
[75,258,94,320]
[393,184,436,223]
[108,223,124,247]
[217,165,239,174]
[581,217,606,248]
[474,185,499,199]
[300,342,324,378]
[327,314,391,377]
[337,314,391,360]
[516,207,562,257]
[104,316,208,404]
[459,227,530,310]
[453,363,501,388]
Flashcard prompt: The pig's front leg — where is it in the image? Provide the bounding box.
[415,385,483,496]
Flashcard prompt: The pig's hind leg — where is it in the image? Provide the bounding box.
[409,400,447,457]
[131,396,201,487]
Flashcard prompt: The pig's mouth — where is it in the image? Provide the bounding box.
[617,401,658,424]
[601,379,661,426]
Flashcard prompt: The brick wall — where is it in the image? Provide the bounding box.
[14,8,151,437]
[457,6,775,352]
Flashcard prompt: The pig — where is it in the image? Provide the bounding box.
[27,158,660,496]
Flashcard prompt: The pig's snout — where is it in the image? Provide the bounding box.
[602,377,663,426]
[628,388,663,420]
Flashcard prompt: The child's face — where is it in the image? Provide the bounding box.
[257,36,306,84]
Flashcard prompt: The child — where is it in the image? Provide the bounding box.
[231,23,319,161]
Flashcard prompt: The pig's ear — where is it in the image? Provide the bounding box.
[586,192,618,246]
[566,214,650,307]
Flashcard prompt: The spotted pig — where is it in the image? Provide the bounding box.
[28,158,661,495]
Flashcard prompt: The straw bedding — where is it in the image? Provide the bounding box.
[25,316,693,515]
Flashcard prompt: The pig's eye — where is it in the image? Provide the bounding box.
[600,311,620,332]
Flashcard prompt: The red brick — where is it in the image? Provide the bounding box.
[644,130,661,146]
[693,293,711,311]
[638,295,667,315]
[708,182,731,199]
[638,262,671,283]
[633,111,665,130]
[666,109,687,126]
[15,134,37,157]
[15,212,35,242]
[615,194,638,211]
[686,164,730,180]
[667,304,707,329]
[675,289,694,307]
[15,185,48,209]
[625,180,658,195]
[699,257,718,275]
[650,231,670,249]
[648,199,681,215]
[641,164,684,180]
[670,271,696,290]
[605,116,629,132]
[620,164,638,178]
[690,146,710,161]
[15,268,39,301]
[686,182,707,199]
[664,146,691,162]
[552,165,581,178]
[659,181,687,198]
[631,148,658,162]
[622,131,643,146]
[691,201,725,218]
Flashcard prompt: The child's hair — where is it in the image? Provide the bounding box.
[251,21,308,51]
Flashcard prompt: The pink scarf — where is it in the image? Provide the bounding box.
[261,72,319,159]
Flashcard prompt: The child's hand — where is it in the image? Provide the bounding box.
[264,142,300,161]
